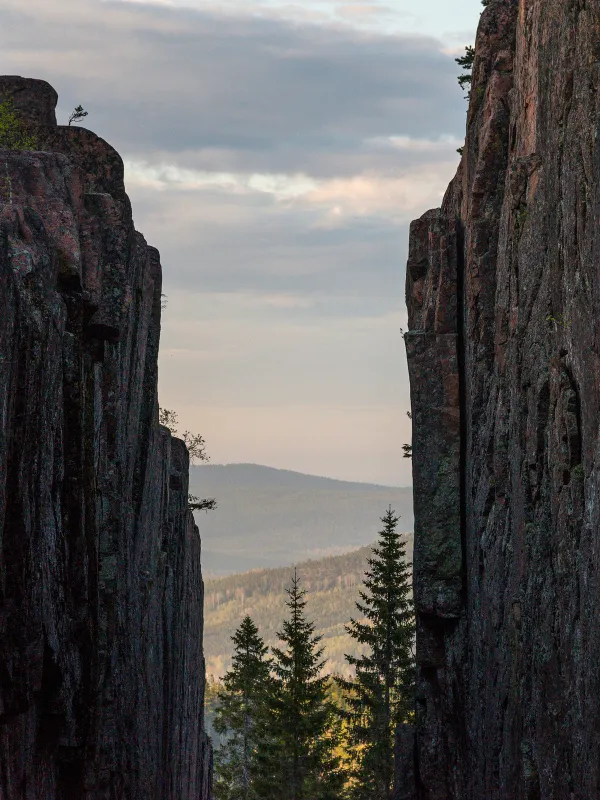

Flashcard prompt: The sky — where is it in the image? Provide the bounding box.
[0,0,484,485]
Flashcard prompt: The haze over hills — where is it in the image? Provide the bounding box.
[189,463,414,576]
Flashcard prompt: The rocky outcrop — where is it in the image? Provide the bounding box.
[406,1,600,797]
[0,77,212,799]
[405,211,464,800]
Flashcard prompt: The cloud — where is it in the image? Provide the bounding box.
[125,178,406,299]
[124,160,320,198]
[122,147,456,303]
[115,0,409,31]
[111,0,481,44]
[299,166,454,221]
[336,3,387,19]
[124,147,457,216]
[0,0,466,178]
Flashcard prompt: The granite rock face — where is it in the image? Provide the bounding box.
[0,77,212,800]
[406,1,600,797]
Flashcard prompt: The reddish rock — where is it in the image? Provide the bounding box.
[406,0,600,797]
[0,77,212,800]
[0,76,58,127]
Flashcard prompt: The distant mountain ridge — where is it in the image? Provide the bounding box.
[194,462,405,491]
[189,463,414,576]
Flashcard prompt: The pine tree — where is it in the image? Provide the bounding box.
[339,507,415,800]
[256,570,347,800]
[455,45,475,95]
[213,616,272,800]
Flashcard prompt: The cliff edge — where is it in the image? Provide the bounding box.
[0,77,212,799]
[406,1,600,797]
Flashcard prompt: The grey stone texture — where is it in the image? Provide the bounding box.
[406,0,600,797]
[0,77,212,800]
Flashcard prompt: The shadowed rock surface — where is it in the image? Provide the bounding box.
[406,1,600,797]
[0,77,212,800]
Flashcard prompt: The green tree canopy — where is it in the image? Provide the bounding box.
[214,616,272,800]
[339,506,415,800]
[455,45,475,94]
[257,571,346,800]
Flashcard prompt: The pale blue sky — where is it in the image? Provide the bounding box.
[1,0,485,485]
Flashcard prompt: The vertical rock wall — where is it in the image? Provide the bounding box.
[406,0,600,797]
[0,77,212,800]
[405,211,465,800]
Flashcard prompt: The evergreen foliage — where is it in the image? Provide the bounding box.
[188,494,217,512]
[0,99,37,150]
[339,507,415,800]
[214,617,272,800]
[455,0,490,99]
[455,45,475,95]
[256,571,347,800]
[204,546,381,679]
[68,104,88,126]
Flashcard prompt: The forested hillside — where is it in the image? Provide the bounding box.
[189,463,413,575]
[204,541,413,678]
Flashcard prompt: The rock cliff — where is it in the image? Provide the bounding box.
[0,77,212,799]
[406,1,600,797]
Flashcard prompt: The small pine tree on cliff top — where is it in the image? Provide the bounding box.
[68,105,88,126]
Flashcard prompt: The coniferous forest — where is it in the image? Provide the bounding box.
[212,507,415,800]
[204,545,396,679]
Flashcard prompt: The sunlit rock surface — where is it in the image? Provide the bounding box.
[0,76,212,800]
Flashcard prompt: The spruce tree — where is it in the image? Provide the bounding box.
[455,45,475,95]
[256,570,346,800]
[339,507,415,800]
[213,616,271,800]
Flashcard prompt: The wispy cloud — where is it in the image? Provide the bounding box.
[108,0,482,40]
[1,0,466,165]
